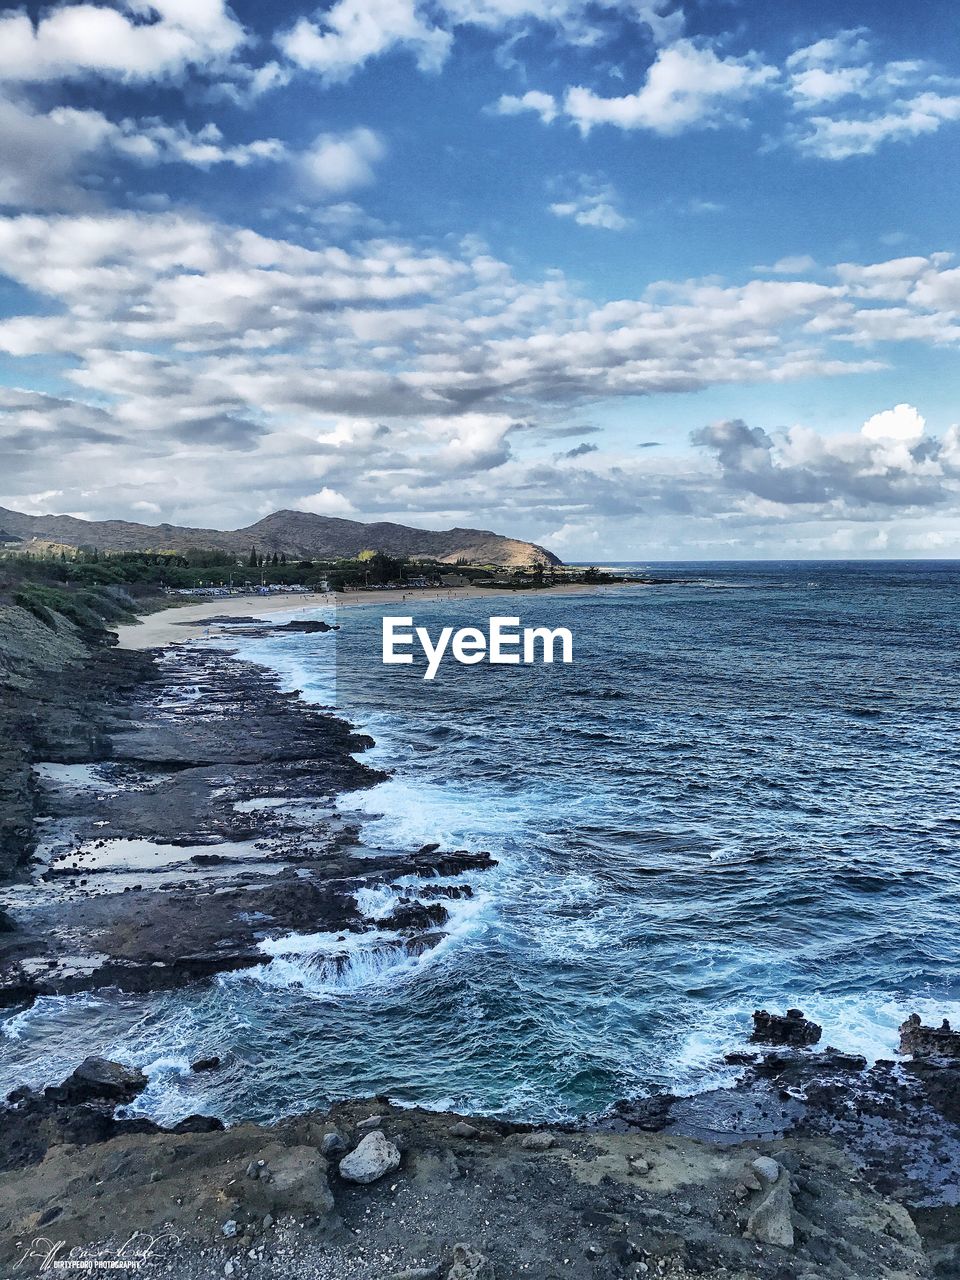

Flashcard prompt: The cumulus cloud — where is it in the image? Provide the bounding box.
[695,406,952,511]
[280,0,682,84]
[549,182,629,230]
[783,31,960,159]
[278,0,451,83]
[488,25,960,161]
[861,402,925,442]
[563,40,778,134]
[299,486,356,514]
[494,91,558,125]
[0,93,286,210]
[0,0,246,84]
[297,128,386,196]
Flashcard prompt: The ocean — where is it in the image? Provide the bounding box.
[3,561,960,1126]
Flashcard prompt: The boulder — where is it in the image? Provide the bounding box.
[899,1014,960,1059]
[190,1056,222,1073]
[751,1156,781,1186]
[751,1009,821,1048]
[520,1132,554,1151]
[744,1161,794,1249]
[264,1145,336,1217]
[52,1057,147,1104]
[449,1122,480,1139]
[448,1244,495,1279]
[339,1130,401,1184]
[320,1130,348,1156]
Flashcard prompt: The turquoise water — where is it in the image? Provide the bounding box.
[3,562,960,1124]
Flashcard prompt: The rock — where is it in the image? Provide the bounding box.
[53,1056,148,1104]
[520,1132,554,1151]
[751,1009,822,1048]
[222,1220,238,1238]
[751,1156,781,1186]
[0,906,15,932]
[320,1130,347,1156]
[383,901,449,931]
[390,1269,440,1280]
[339,1130,401,1184]
[449,1122,480,1138]
[899,1013,960,1059]
[250,1146,336,1218]
[357,1114,384,1130]
[448,1244,495,1279]
[744,1167,794,1249]
[190,1055,222,1072]
[172,1114,225,1134]
[628,1156,650,1174]
[224,1262,234,1277]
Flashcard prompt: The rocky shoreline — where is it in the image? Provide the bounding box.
[2,1017,958,1279]
[0,611,958,1277]
[0,625,496,1007]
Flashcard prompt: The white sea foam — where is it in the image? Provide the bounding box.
[240,886,491,999]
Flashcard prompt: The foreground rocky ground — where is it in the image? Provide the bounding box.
[1,1008,958,1279]
[0,1053,944,1280]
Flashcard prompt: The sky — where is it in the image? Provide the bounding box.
[0,0,959,559]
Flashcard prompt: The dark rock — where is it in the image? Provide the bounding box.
[320,1130,347,1156]
[50,1056,148,1104]
[382,901,449,932]
[0,907,15,933]
[899,1013,960,1059]
[752,1008,822,1047]
[190,1055,222,1073]
[171,1114,225,1134]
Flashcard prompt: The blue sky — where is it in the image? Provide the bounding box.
[0,0,959,557]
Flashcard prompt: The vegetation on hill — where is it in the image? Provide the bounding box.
[0,505,561,569]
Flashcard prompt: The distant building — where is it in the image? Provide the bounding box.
[440,573,471,587]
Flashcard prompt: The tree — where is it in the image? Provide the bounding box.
[248,545,258,567]
[271,552,279,566]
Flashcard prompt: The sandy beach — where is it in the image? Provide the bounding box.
[113,581,636,649]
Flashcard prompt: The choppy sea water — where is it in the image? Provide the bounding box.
[3,561,960,1126]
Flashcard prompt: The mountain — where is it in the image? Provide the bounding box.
[0,507,561,568]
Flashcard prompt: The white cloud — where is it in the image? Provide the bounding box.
[2,213,960,537]
[280,0,683,84]
[494,90,558,125]
[298,128,386,196]
[0,0,246,84]
[755,255,817,275]
[278,0,451,83]
[549,184,629,230]
[0,94,286,210]
[861,403,926,443]
[299,486,356,514]
[562,40,778,134]
[784,31,960,159]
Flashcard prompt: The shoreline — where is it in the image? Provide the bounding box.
[114,580,640,650]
